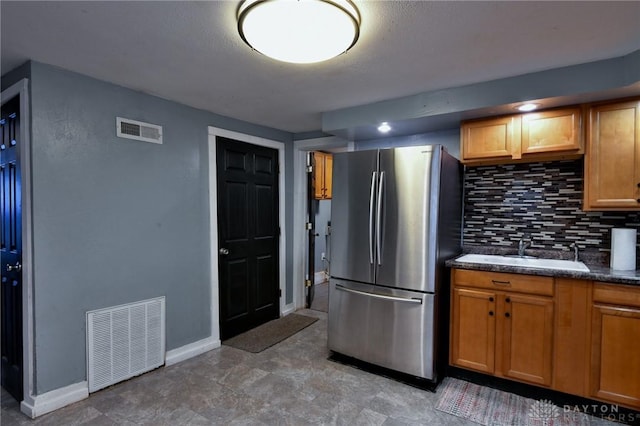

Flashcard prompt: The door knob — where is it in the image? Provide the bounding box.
[6,262,22,272]
[219,248,229,255]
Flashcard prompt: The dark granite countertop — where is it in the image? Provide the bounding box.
[446,246,640,287]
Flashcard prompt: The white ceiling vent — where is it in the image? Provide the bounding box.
[116,117,163,144]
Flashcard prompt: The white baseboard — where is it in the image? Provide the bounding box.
[165,336,219,366]
[282,303,296,315]
[20,381,88,418]
[18,337,220,418]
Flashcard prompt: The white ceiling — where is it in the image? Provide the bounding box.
[2,1,639,136]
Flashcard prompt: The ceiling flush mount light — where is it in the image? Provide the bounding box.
[517,103,538,112]
[238,0,360,64]
[377,122,391,133]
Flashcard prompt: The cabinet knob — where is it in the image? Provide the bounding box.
[489,311,494,316]
[505,297,511,303]
[505,312,511,318]
[637,183,640,188]
[637,199,640,203]
[489,297,494,302]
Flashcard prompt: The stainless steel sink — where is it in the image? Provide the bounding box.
[456,253,590,272]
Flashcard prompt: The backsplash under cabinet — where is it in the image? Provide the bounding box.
[463,159,640,264]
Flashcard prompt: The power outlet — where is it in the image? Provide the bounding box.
[321,252,326,260]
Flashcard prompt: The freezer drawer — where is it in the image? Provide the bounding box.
[328,278,436,380]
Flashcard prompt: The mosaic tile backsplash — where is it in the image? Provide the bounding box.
[463,160,640,263]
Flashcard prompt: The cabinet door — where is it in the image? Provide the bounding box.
[461,116,517,162]
[324,153,332,199]
[590,304,640,409]
[451,288,496,373]
[500,293,554,386]
[584,100,640,210]
[313,152,326,199]
[313,152,333,199]
[521,107,582,155]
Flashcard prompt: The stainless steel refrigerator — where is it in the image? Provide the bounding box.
[327,145,462,381]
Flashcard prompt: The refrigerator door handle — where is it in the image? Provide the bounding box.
[368,171,377,264]
[376,171,385,265]
[335,284,423,304]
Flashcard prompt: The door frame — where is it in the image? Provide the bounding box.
[1,78,33,407]
[292,137,353,309]
[207,127,287,342]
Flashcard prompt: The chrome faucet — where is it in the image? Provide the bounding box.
[518,236,530,257]
[570,242,579,262]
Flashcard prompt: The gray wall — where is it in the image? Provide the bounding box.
[22,61,292,393]
[354,128,460,159]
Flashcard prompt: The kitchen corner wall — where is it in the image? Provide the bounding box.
[463,159,640,262]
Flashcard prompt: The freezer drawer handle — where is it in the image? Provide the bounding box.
[335,284,423,304]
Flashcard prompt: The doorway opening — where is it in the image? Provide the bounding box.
[293,137,352,312]
[307,151,332,312]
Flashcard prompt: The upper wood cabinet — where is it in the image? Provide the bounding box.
[584,99,640,211]
[521,108,582,155]
[461,106,583,165]
[461,116,516,162]
[313,151,332,200]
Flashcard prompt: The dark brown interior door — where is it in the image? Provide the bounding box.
[217,137,280,340]
[1,95,23,402]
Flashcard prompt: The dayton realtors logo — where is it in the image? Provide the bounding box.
[527,399,638,424]
[527,399,560,424]
[563,403,638,423]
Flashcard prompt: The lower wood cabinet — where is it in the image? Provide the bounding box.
[450,269,554,387]
[590,283,640,408]
[451,288,496,374]
[501,293,554,386]
[450,270,640,410]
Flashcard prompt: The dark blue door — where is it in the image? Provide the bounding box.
[1,95,23,402]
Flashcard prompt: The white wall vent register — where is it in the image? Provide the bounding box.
[116,117,163,144]
[87,297,165,393]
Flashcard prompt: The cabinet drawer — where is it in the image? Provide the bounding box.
[453,269,554,296]
[593,282,640,308]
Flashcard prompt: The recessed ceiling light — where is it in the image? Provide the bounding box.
[237,0,360,64]
[378,122,391,133]
[517,103,538,112]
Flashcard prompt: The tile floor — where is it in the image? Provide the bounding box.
[0,309,618,425]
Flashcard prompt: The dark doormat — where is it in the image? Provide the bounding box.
[328,352,438,392]
[222,313,318,353]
